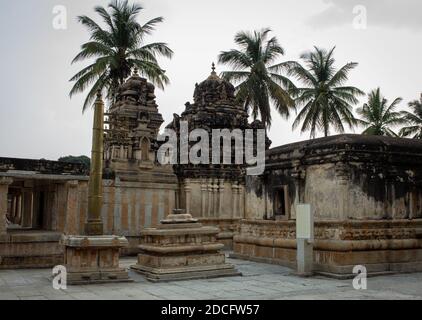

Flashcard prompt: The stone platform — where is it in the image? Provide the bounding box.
[62,235,131,285]
[131,210,241,282]
[0,231,63,269]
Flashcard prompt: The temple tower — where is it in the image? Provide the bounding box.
[104,69,168,176]
[166,65,268,246]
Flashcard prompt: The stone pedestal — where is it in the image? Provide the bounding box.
[62,235,131,285]
[131,209,241,282]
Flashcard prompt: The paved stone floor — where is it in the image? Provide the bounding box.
[0,256,421,300]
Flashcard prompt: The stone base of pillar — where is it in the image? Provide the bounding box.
[84,221,104,237]
[62,235,132,285]
[131,209,241,282]
[132,259,240,282]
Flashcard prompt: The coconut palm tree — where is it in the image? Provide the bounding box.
[218,28,296,128]
[70,0,173,112]
[357,88,404,137]
[399,95,422,139]
[287,46,363,138]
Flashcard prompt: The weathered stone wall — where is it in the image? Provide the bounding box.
[60,179,177,254]
[246,134,422,221]
[232,219,422,275]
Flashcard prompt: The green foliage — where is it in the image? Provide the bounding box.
[357,88,404,137]
[218,28,296,128]
[399,96,422,139]
[58,155,91,169]
[287,46,364,138]
[70,0,173,112]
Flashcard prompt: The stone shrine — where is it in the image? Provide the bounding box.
[131,209,241,282]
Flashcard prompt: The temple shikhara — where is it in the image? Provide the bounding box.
[1,65,422,280]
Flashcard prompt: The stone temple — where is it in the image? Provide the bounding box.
[1,65,422,278]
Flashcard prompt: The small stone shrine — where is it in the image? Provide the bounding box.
[131,208,241,282]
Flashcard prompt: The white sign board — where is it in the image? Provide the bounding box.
[296,204,313,240]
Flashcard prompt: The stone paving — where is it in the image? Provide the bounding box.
[0,256,421,300]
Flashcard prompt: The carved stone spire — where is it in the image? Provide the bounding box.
[208,62,220,80]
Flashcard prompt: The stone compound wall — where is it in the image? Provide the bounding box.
[63,179,177,255]
[232,219,422,275]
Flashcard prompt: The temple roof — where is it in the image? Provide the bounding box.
[265,134,422,169]
[269,134,422,156]
[191,63,237,107]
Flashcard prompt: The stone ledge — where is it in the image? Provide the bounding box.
[139,243,224,254]
[0,254,63,269]
[234,236,422,251]
[131,263,241,282]
[0,231,63,243]
[61,235,128,248]
[141,226,219,236]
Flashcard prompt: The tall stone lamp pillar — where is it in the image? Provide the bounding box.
[85,90,105,236]
[62,91,131,285]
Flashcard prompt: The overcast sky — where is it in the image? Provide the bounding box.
[1,0,421,160]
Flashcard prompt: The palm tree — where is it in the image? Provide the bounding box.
[399,95,422,139]
[287,46,363,138]
[357,88,404,137]
[218,28,296,128]
[70,0,173,111]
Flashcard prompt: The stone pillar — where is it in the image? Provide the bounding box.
[218,179,224,217]
[16,194,22,224]
[65,181,79,235]
[22,189,33,228]
[232,183,239,218]
[85,91,105,236]
[201,181,207,217]
[62,92,130,285]
[213,182,219,218]
[184,179,192,215]
[0,177,13,235]
[11,196,16,223]
[207,179,213,217]
[237,184,243,219]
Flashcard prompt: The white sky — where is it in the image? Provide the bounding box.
[0,0,421,160]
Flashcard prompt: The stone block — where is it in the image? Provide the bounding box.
[62,235,131,285]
